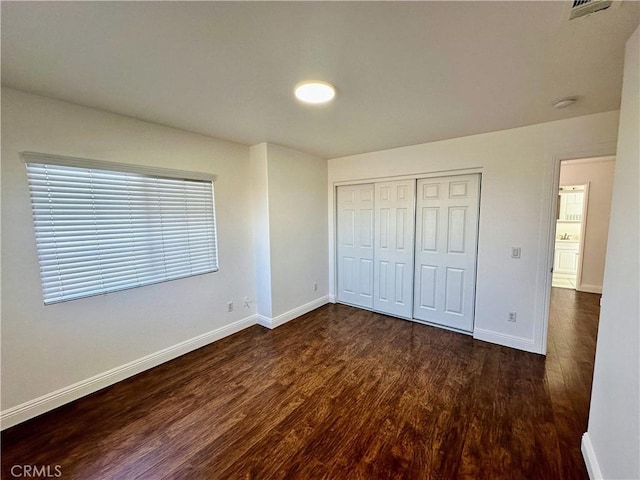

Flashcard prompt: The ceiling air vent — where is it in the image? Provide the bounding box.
[569,0,613,20]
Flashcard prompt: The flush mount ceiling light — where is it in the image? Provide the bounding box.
[294,81,336,104]
[552,97,577,109]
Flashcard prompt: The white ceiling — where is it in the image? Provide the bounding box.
[2,1,638,159]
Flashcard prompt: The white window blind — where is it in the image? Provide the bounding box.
[24,153,219,305]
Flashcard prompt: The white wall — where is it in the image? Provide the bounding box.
[559,158,615,292]
[328,111,619,354]
[583,26,639,480]
[250,143,273,318]
[1,88,257,421]
[266,144,328,317]
[251,143,329,325]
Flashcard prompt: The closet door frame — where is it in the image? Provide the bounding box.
[331,168,482,331]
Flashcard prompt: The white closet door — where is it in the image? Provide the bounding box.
[414,174,480,332]
[373,180,416,318]
[337,184,375,308]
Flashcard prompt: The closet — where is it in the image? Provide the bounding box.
[336,174,480,333]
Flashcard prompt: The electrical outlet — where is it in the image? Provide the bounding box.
[227,301,234,312]
[511,247,521,259]
[314,283,318,291]
[243,296,250,308]
[508,312,517,322]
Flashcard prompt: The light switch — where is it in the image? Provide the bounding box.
[511,247,521,259]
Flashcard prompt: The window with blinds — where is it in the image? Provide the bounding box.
[24,153,219,305]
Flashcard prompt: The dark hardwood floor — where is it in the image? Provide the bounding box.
[2,288,600,479]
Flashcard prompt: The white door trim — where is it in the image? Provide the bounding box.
[540,145,616,354]
[332,167,483,187]
[576,183,590,290]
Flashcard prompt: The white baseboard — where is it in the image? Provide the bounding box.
[0,314,258,430]
[577,284,603,294]
[329,294,336,303]
[257,296,329,329]
[473,328,540,354]
[255,314,271,328]
[582,432,603,479]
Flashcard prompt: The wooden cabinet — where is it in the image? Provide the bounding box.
[554,241,580,275]
[558,190,584,221]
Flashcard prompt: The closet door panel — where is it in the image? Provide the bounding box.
[414,174,480,332]
[337,184,375,308]
[373,180,416,318]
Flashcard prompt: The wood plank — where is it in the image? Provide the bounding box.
[1,290,598,479]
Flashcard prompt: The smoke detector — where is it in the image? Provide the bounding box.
[552,97,578,109]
